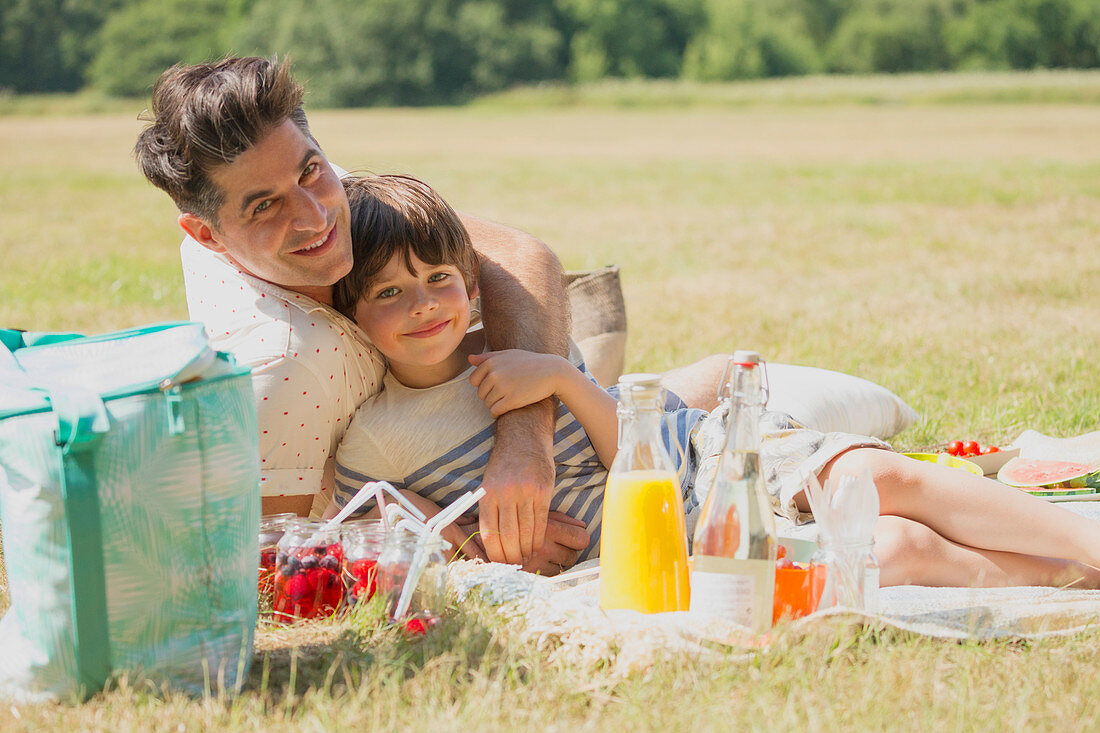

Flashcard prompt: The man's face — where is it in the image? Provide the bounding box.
[183,119,353,302]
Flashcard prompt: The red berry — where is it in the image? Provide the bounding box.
[405,618,427,635]
[284,573,311,601]
[776,545,787,560]
[326,542,346,564]
[351,559,377,578]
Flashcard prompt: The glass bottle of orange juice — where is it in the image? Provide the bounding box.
[599,374,690,613]
[689,351,777,633]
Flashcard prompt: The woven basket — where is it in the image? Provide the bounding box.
[564,266,627,388]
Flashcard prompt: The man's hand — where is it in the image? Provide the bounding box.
[521,512,590,576]
[479,400,556,564]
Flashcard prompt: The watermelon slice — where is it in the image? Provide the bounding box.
[997,458,1100,489]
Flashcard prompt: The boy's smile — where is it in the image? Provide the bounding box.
[354,252,475,388]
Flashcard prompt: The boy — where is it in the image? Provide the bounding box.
[333,175,1100,585]
[331,174,706,565]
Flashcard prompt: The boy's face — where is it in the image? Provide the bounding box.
[353,251,473,384]
[178,119,353,303]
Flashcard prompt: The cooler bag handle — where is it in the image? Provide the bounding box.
[1,332,112,695]
[58,446,112,695]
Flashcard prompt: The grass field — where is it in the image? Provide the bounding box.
[2,73,1100,729]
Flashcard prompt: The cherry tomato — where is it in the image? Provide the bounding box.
[986,445,1000,454]
[777,545,787,560]
[963,441,980,456]
[947,440,964,456]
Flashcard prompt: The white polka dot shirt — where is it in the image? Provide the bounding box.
[181,238,385,498]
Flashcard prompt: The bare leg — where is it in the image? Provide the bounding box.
[803,448,1100,573]
[661,354,730,411]
[875,515,1100,588]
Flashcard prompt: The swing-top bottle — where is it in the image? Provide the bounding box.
[599,374,690,613]
[689,351,777,633]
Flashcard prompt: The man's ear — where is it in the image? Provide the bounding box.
[178,212,225,254]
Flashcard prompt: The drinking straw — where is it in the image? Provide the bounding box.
[387,505,428,530]
[425,488,486,532]
[392,488,486,621]
[372,484,390,532]
[311,480,385,544]
[801,470,834,539]
[377,482,428,520]
[310,480,428,544]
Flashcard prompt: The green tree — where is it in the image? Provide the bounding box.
[825,0,967,73]
[235,0,562,107]
[0,0,130,92]
[556,0,704,81]
[945,0,1043,69]
[682,0,821,80]
[946,0,1100,70]
[453,1,563,92]
[1027,0,1100,67]
[88,0,230,97]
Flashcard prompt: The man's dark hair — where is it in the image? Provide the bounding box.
[333,175,480,318]
[134,56,310,225]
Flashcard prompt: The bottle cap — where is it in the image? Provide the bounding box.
[732,350,760,367]
[617,373,663,390]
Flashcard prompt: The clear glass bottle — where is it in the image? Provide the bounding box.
[599,373,690,613]
[342,519,388,608]
[258,513,297,613]
[272,519,345,623]
[689,351,777,633]
[376,530,447,622]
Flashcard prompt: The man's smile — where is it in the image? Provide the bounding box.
[290,222,337,256]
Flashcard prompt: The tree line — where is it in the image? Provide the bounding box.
[3,0,1100,106]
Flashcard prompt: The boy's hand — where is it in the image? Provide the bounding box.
[446,515,488,562]
[394,490,489,562]
[468,350,568,417]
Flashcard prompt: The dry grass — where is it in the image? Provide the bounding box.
[2,76,1099,729]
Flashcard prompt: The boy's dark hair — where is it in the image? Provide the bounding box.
[134,56,310,226]
[333,175,480,317]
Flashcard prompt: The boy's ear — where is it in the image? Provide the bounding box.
[178,212,226,254]
[469,282,480,300]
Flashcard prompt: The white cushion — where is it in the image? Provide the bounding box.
[765,363,918,439]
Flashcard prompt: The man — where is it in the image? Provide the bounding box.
[135,56,588,571]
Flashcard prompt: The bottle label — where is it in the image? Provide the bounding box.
[689,556,774,632]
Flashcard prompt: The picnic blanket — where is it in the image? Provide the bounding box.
[448,430,1100,672]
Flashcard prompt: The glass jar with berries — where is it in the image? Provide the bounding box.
[376,530,448,623]
[258,513,297,613]
[272,519,346,623]
[341,519,388,609]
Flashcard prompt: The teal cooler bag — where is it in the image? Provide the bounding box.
[0,322,260,701]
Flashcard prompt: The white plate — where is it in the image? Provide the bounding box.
[1038,491,1100,503]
